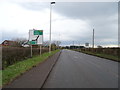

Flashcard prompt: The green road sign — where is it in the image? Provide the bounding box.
[28,41,37,45]
[34,30,43,35]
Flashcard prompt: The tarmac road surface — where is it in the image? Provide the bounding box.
[43,49,118,88]
[4,51,61,88]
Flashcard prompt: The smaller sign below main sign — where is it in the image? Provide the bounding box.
[28,41,37,45]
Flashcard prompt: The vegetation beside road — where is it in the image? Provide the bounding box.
[2,47,49,69]
[1,49,60,87]
[81,51,118,61]
[72,49,119,62]
[0,71,2,88]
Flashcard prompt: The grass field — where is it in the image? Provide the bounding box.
[72,49,119,62]
[0,70,2,88]
[81,51,118,61]
[1,49,60,87]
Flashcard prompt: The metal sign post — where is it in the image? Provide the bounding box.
[40,45,42,56]
[31,45,32,57]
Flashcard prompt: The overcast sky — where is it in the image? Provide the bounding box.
[0,0,118,47]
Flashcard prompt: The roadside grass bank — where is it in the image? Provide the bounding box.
[71,49,119,62]
[0,70,2,88]
[1,49,60,87]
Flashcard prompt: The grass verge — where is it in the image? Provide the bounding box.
[1,49,60,87]
[0,70,2,88]
[72,49,119,62]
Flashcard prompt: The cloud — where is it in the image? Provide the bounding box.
[52,2,118,46]
[52,17,91,41]
[53,2,117,19]
[16,2,49,11]
[0,1,51,41]
[0,1,118,47]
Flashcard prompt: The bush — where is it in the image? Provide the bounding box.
[80,48,119,56]
[2,46,49,69]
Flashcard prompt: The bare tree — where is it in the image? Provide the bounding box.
[12,38,27,47]
[43,41,49,46]
[52,41,61,46]
[51,41,61,49]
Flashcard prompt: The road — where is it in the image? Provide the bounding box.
[4,52,61,88]
[43,49,118,88]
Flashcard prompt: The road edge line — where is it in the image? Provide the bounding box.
[40,50,62,89]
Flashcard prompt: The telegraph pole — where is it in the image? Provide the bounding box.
[73,41,74,49]
[31,45,32,57]
[92,29,94,48]
[59,33,60,49]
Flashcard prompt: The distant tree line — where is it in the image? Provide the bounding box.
[62,46,85,49]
